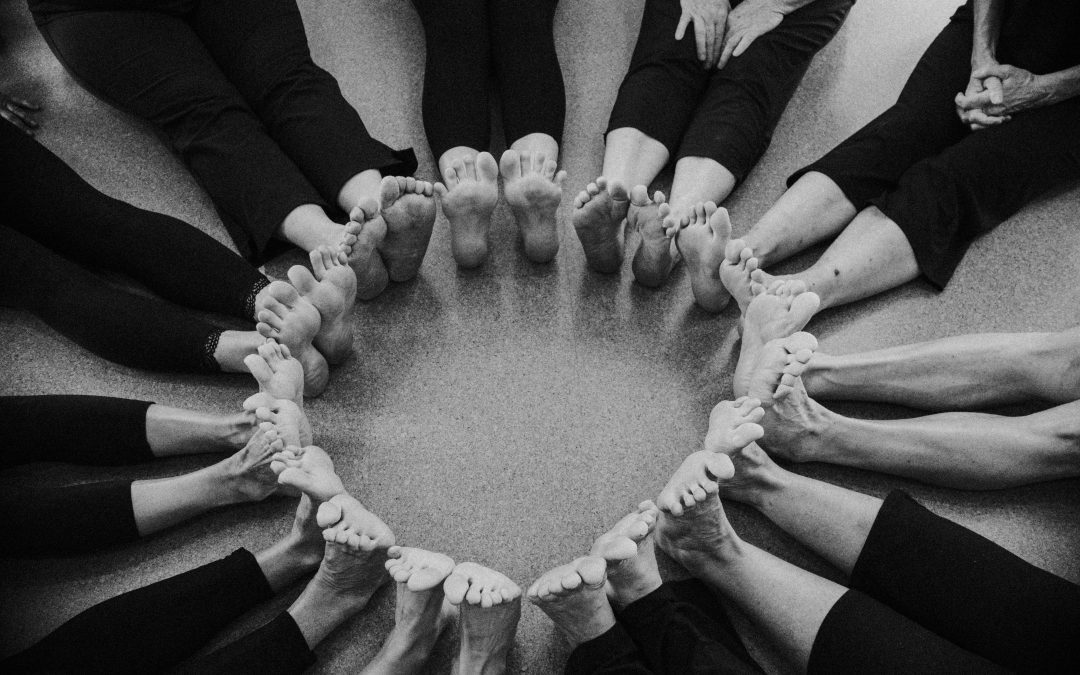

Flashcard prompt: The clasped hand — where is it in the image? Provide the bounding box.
[677,0,785,70]
[1,91,42,135]
[954,63,1050,131]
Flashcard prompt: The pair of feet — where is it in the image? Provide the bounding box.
[437,149,568,268]
[269,446,521,673]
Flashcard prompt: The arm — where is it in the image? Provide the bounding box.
[970,0,1003,70]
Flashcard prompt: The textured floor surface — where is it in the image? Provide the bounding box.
[2,0,1079,672]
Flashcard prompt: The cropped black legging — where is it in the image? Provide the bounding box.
[608,0,853,184]
[571,492,1079,673]
[1,548,318,674]
[791,0,1080,287]
[28,0,417,260]
[411,0,565,160]
[0,122,268,373]
[0,395,159,555]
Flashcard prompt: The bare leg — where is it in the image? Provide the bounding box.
[287,493,395,648]
[601,127,669,190]
[338,169,384,214]
[749,206,919,313]
[803,328,1080,409]
[758,355,1080,488]
[654,451,847,672]
[212,330,268,374]
[131,427,286,536]
[143,404,256,457]
[254,493,328,593]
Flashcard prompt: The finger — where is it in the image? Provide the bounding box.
[703,19,715,68]
[732,31,755,58]
[1,110,34,135]
[12,109,39,128]
[956,90,995,110]
[984,76,1004,105]
[675,13,690,41]
[11,97,42,111]
[694,15,707,62]
[710,16,727,67]
[965,108,1008,127]
[718,29,739,69]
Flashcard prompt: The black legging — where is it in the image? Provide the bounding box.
[808,492,1080,673]
[0,122,268,373]
[607,0,853,185]
[1,548,317,674]
[411,0,565,160]
[1,395,159,554]
[567,579,763,674]
[791,0,1080,288]
[27,0,417,260]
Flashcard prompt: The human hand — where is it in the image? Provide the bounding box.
[676,0,732,68]
[954,75,1010,131]
[0,91,41,135]
[955,64,1053,130]
[718,0,785,69]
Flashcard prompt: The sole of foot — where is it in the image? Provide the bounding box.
[343,198,389,300]
[745,332,818,405]
[255,281,329,397]
[501,149,567,264]
[589,501,663,608]
[289,247,356,364]
[271,444,346,502]
[654,451,739,571]
[378,176,437,282]
[527,555,614,648]
[571,176,628,274]
[628,186,680,287]
[733,283,820,399]
[444,561,522,670]
[244,340,305,407]
[719,239,758,313]
[703,396,766,455]
[676,202,731,312]
[434,152,499,269]
[243,392,312,447]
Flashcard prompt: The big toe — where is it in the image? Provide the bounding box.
[477,151,500,182]
[266,280,301,306]
[287,264,319,295]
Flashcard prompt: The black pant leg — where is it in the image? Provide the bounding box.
[0,395,154,469]
[808,589,1008,674]
[617,580,763,674]
[171,613,316,675]
[0,480,139,555]
[0,226,223,373]
[848,491,1080,673]
[1,548,273,673]
[606,0,710,154]
[412,0,491,159]
[789,5,974,207]
[874,95,1080,288]
[0,124,268,320]
[488,0,565,147]
[566,622,655,674]
[678,0,853,184]
[190,0,417,207]
[32,9,326,260]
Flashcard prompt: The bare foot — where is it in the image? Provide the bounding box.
[740,332,818,404]
[571,177,629,274]
[271,445,346,502]
[719,240,759,313]
[343,198,389,300]
[629,186,681,287]
[217,426,286,502]
[255,281,330,397]
[243,392,312,447]
[733,283,820,402]
[703,397,766,454]
[435,153,499,269]
[654,452,742,574]
[756,358,834,463]
[589,501,662,608]
[379,176,437,282]
[676,202,731,313]
[288,247,356,364]
[444,561,522,673]
[244,340,305,407]
[364,547,457,675]
[500,149,567,264]
[527,556,614,648]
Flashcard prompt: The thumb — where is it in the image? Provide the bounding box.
[984,76,1004,105]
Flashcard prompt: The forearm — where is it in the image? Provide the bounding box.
[971,0,1003,67]
[1038,64,1080,106]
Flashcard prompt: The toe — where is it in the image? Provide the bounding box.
[499,149,522,180]
[477,151,500,183]
[287,265,319,295]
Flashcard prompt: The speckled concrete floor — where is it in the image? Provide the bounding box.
[1,0,1078,672]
